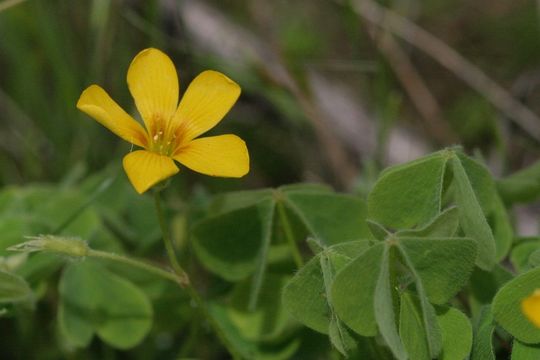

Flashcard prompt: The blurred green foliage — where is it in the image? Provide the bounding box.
[1,0,540,359]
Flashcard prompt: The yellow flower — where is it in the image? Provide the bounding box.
[77,48,249,194]
[522,289,540,328]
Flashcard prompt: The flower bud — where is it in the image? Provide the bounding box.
[8,235,89,258]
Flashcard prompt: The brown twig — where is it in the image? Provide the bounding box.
[346,0,540,142]
[368,28,457,144]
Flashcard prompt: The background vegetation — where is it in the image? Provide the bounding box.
[0,0,539,359]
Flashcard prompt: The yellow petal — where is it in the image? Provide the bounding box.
[173,135,249,177]
[172,70,241,142]
[123,150,179,194]
[77,85,148,147]
[522,289,540,328]
[127,48,179,133]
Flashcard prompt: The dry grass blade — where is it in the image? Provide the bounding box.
[0,0,26,12]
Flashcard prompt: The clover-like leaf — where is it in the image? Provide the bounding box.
[398,237,477,304]
[375,244,408,360]
[511,238,540,273]
[437,306,473,360]
[208,302,300,360]
[332,243,384,337]
[511,340,540,360]
[192,199,274,282]
[0,269,32,303]
[194,184,372,315]
[471,305,495,360]
[283,241,370,355]
[493,267,540,344]
[284,190,371,245]
[397,243,442,359]
[399,292,431,360]
[368,151,448,230]
[451,154,496,270]
[397,206,459,238]
[490,193,513,261]
[58,260,153,349]
[228,273,290,341]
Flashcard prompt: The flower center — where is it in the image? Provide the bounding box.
[148,114,178,156]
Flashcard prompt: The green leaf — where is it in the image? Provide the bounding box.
[512,340,540,360]
[399,292,430,360]
[367,219,390,241]
[511,239,540,273]
[196,186,372,316]
[282,241,370,334]
[398,237,477,304]
[209,189,274,216]
[437,306,473,360]
[0,186,101,255]
[23,186,101,239]
[397,243,443,358]
[284,191,371,245]
[0,269,32,303]
[471,305,495,360]
[492,266,540,344]
[529,249,540,268]
[192,199,274,281]
[15,252,64,285]
[491,193,513,261]
[281,255,328,333]
[228,274,290,341]
[469,265,513,308]
[375,244,407,360]
[497,159,540,204]
[451,155,496,270]
[457,152,497,215]
[319,245,363,356]
[368,151,448,229]
[332,243,384,336]
[0,216,38,256]
[58,260,153,349]
[397,206,459,238]
[328,316,357,357]
[209,302,300,360]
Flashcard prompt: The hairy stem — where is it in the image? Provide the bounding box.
[87,249,180,284]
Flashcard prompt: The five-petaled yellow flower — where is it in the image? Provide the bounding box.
[522,289,540,328]
[77,48,249,194]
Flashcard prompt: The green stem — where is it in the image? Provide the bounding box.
[153,191,241,360]
[153,191,190,286]
[87,249,179,284]
[277,201,304,267]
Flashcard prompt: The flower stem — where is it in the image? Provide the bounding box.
[87,249,180,284]
[153,191,190,287]
[277,201,304,268]
[153,191,240,359]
